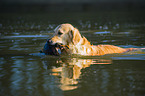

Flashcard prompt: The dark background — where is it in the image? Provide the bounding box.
[0,0,145,13]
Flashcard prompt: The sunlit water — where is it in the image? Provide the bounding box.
[0,11,145,96]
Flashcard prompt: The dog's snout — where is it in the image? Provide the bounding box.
[47,38,58,46]
[47,39,53,44]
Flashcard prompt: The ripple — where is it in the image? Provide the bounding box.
[112,54,145,60]
[94,31,111,34]
[2,35,49,38]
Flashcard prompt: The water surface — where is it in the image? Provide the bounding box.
[0,11,145,96]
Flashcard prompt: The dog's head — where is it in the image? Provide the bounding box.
[50,24,83,46]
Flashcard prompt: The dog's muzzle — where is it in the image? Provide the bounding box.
[41,39,69,56]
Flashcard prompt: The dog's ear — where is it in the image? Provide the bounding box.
[69,28,82,45]
[81,36,91,45]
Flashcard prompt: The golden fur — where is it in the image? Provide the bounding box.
[50,24,136,56]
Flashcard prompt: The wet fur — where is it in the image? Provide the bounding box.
[50,24,137,56]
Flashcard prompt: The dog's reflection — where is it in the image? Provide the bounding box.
[43,58,112,91]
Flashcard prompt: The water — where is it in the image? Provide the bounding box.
[0,11,145,96]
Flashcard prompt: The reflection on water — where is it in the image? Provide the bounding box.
[0,12,145,96]
[0,56,111,95]
[1,56,145,96]
[47,58,112,91]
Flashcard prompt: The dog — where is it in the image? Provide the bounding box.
[43,23,138,56]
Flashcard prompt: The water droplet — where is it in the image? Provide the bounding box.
[93,71,97,73]
[12,40,14,42]
[99,26,102,29]
[0,24,2,28]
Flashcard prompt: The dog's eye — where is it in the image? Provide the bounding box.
[58,31,63,35]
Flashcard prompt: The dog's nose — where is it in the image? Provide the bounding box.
[47,39,53,44]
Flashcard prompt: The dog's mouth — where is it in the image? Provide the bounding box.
[42,39,69,56]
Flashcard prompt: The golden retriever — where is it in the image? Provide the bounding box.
[48,23,137,56]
